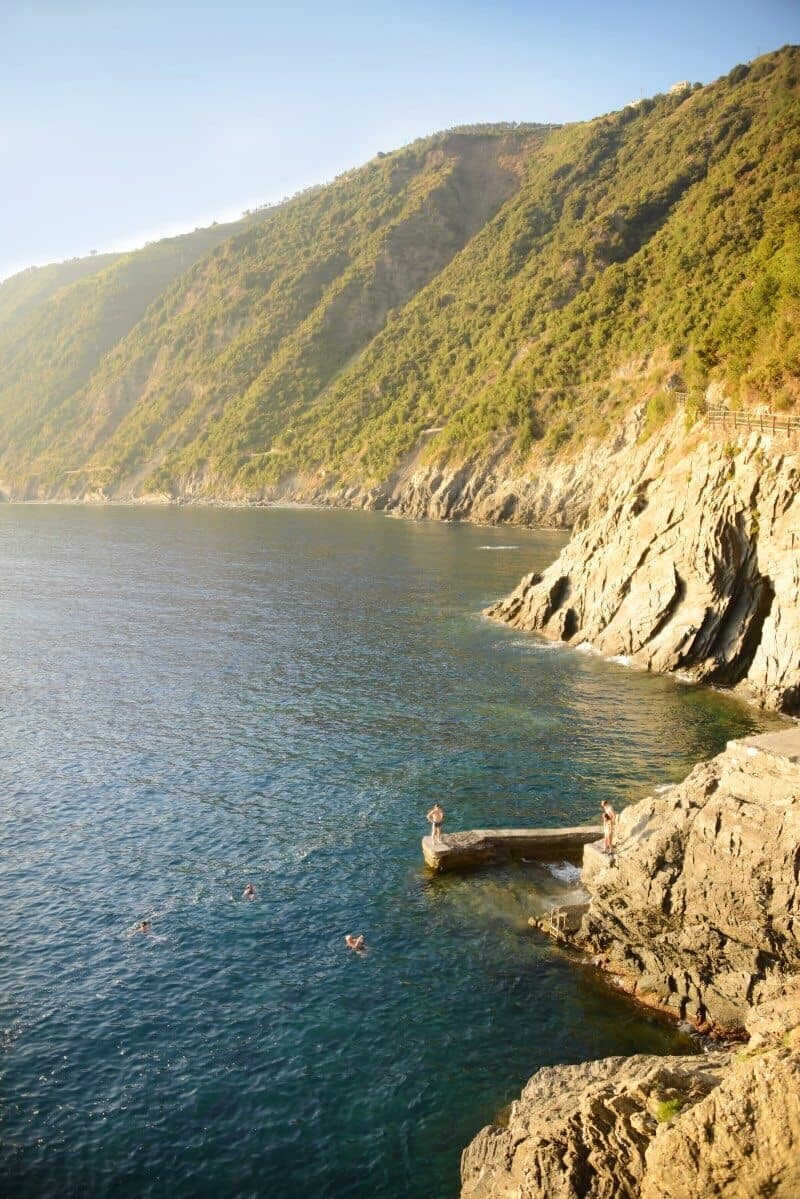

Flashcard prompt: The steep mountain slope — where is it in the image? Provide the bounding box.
[0,254,121,333]
[0,127,537,496]
[289,46,798,500]
[0,213,274,490]
[0,47,796,504]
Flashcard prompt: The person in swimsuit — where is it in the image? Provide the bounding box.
[601,800,616,853]
[242,883,256,900]
[426,803,444,843]
[136,920,151,934]
[345,934,365,952]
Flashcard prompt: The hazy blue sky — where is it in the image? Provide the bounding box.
[2,0,798,280]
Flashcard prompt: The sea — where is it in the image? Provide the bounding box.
[0,505,779,1199]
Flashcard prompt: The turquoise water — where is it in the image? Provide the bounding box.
[0,506,777,1199]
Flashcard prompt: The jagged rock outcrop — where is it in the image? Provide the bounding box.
[461,1051,731,1199]
[461,982,800,1199]
[244,404,648,530]
[577,729,800,1032]
[461,735,800,1198]
[641,995,800,1199]
[487,418,800,714]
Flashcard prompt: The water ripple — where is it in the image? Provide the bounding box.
[0,506,779,1199]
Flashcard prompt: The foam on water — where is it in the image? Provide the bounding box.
[0,506,778,1199]
[547,861,583,886]
[504,638,561,652]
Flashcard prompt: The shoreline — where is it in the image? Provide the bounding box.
[0,491,576,534]
[6,493,794,725]
[461,728,800,1197]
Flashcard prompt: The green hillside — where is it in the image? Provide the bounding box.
[0,213,274,486]
[0,46,797,502]
[0,254,122,333]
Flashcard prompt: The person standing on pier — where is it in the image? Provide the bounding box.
[426,803,444,843]
[601,800,616,853]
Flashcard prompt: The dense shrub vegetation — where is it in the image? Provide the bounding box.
[0,47,797,499]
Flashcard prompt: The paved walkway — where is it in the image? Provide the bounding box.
[422,826,599,872]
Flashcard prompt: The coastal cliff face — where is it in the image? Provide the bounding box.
[303,406,646,529]
[461,733,800,1198]
[578,730,800,1033]
[84,404,800,724]
[486,415,800,715]
[159,398,646,530]
[461,984,800,1199]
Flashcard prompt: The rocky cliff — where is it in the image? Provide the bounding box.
[486,413,800,715]
[578,728,800,1033]
[461,981,800,1199]
[461,730,800,1198]
[77,399,800,725]
[278,404,646,529]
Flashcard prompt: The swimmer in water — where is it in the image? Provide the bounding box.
[136,920,151,934]
[345,934,365,952]
[242,883,256,900]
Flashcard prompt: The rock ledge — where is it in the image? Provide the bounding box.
[460,730,800,1198]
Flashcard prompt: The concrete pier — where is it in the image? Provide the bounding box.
[422,826,601,872]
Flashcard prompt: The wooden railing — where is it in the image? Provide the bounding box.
[704,404,800,437]
[670,392,799,439]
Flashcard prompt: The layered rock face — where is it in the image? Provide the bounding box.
[461,984,800,1199]
[256,406,648,530]
[487,420,800,714]
[641,1012,800,1199]
[461,1051,730,1199]
[376,446,597,528]
[578,730,800,1033]
[461,734,800,1198]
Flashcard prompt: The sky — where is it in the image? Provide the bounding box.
[1,0,798,281]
